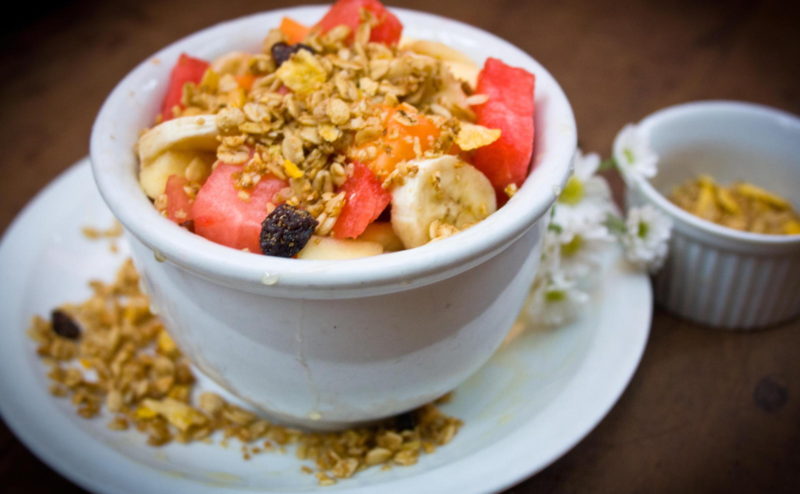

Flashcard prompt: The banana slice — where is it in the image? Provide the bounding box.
[139,150,214,199]
[391,155,497,249]
[297,236,384,260]
[211,51,253,76]
[400,38,476,65]
[137,115,219,165]
[400,37,480,89]
[357,222,405,252]
[443,60,479,89]
[137,115,219,197]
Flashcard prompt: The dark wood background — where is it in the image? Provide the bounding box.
[2,1,799,492]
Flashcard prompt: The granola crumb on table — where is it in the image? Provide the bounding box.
[27,259,463,485]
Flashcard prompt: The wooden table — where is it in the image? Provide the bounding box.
[2,1,798,492]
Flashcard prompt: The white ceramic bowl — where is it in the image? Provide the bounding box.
[90,6,576,428]
[625,101,800,330]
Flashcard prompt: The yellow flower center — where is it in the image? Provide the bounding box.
[545,289,566,302]
[637,221,649,239]
[561,235,583,257]
[559,176,584,205]
[623,148,635,164]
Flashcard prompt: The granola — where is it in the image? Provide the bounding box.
[153,16,476,230]
[135,0,536,256]
[28,259,462,484]
[669,175,800,235]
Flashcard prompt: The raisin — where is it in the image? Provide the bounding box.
[393,410,418,431]
[179,219,195,233]
[377,206,391,222]
[260,204,317,258]
[51,309,81,340]
[271,42,315,67]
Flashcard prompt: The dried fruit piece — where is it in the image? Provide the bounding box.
[51,309,81,340]
[393,410,418,431]
[279,17,311,45]
[270,41,316,68]
[260,204,318,257]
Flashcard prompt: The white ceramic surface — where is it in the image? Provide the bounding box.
[90,7,577,426]
[625,101,800,329]
[0,159,651,494]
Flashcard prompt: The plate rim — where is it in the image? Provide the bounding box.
[0,158,651,494]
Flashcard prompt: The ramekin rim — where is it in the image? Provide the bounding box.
[627,100,800,246]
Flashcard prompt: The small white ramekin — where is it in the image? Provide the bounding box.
[625,101,800,330]
[90,7,576,427]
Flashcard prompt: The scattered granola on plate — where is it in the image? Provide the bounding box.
[28,258,462,485]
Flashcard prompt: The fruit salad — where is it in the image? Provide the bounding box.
[137,0,536,259]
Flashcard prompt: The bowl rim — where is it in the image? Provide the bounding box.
[90,6,576,294]
[628,100,800,247]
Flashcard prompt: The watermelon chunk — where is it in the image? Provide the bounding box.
[472,58,535,199]
[315,0,403,45]
[161,54,209,121]
[164,174,194,224]
[193,163,287,252]
[332,162,392,239]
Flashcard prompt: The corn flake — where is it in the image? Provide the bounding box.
[276,50,327,94]
[455,123,501,151]
[670,175,800,235]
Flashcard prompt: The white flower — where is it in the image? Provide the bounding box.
[545,150,617,284]
[524,272,589,328]
[538,221,563,276]
[613,124,658,180]
[546,213,613,282]
[555,150,615,229]
[517,145,670,333]
[621,204,673,272]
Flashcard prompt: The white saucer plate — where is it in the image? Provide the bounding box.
[0,159,651,494]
